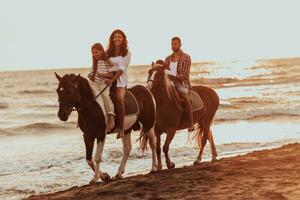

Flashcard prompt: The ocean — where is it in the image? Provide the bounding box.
[0,57,299,200]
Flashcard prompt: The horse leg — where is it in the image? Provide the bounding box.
[90,137,111,184]
[163,129,176,169]
[155,130,162,170]
[115,131,132,179]
[147,128,158,172]
[194,122,210,165]
[208,130,218,162]
[84,136,95,172]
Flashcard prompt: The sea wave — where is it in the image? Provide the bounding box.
[18,89,53,95]
[20,122,72,129]
[27,102,58,108]
[191,75,300,88]
[215,104,300,121]
[0,122,77,136]
[0,102,9,109]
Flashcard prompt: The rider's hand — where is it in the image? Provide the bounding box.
[169,75,176,81]
[88,72,95,81]
[105,79,113,86]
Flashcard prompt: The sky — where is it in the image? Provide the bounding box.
[0,0,299,71]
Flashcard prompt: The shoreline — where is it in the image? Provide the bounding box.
[26,143,300,200]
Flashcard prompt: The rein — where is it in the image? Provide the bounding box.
[74,83,109,112]
[94,85,109,99]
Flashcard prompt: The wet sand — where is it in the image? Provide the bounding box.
[26,143,300,200]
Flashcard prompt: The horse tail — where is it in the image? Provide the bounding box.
[138,126,149,155]
[130,85,156,154]
[189,120,204,148]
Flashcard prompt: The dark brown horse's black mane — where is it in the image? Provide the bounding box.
[63,73,95,100]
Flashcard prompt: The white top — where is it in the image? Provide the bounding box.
[165,61,178,76]
[110,52,131,87]
[94,60,112,81]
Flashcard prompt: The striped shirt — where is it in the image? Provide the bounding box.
[94,60,112,81]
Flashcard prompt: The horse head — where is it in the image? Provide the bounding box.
[147,60,168,89]
[146,60,173,99]
[55,72,81,121]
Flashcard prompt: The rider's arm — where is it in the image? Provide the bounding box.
[175,55,191,82]
[118,52,131,73]
[96,72,113,79]
[107,52,131,84]
[110,70,123,83]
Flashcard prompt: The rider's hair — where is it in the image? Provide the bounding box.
[171,36,181,44]
[91,43,108,74]
[106,29,129,58]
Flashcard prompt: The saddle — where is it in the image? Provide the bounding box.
[109,88,140,133]
[175,90,203,112]
[88,80,140,133]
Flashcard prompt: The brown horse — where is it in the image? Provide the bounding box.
[146,63,219,169]
[55,73,158,183]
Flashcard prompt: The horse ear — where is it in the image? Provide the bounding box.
[54,72,62,81]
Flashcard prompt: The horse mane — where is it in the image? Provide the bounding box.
[153,60,176,101]
[68,74,95,100]
[163,71,173,100]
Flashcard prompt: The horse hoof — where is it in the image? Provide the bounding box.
[89,178,98,185]
[167,162,175,169]
[100,173,111,182]
[150,169,158,174]
[193,160,201,166]
[211,157,218,163]
[114,174,123,180]
[158,164,162,170]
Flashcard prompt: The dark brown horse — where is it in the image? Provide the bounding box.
[146,63,219,169]
[55,73,158,183]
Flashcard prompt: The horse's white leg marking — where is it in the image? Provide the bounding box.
[116,133,132,178]
[90,139,105,183]
[147,128,158,172]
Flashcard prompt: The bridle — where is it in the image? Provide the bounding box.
[58,81,82,112]
[146,70,158,90]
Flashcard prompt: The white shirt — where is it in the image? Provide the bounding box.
[165,61,178,76]
[110,52,131,87]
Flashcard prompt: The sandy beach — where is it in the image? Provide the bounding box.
[25,143,300,200]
